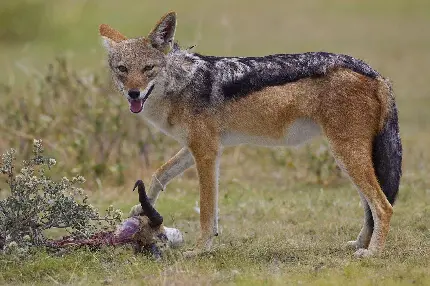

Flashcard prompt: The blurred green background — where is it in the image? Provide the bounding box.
[0,0,429,186]
[1,0,429,93]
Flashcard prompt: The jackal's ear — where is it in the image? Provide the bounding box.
[99,24,127,51]
[147,12,176,53]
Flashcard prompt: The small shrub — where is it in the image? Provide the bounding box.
[0,139,122,254]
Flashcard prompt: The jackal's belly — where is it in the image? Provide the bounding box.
[221,118,321,147]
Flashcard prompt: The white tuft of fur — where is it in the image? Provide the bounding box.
[163,226,184,248]
[101,36,116,52]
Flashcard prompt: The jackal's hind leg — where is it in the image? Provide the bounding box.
[330,141,393,257]
[346,192,374,249]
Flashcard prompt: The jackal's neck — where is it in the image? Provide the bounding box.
[161,47,207,97]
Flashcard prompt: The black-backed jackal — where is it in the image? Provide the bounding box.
[99,12,402,257]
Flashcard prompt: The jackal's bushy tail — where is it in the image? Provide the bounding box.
[372,79,402,205]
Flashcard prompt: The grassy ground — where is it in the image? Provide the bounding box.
[1,0,430,285]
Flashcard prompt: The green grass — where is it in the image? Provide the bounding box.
[1,181,429,285]
[1,0,430,285]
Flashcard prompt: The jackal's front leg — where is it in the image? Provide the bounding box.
[146,147,194,205]
[129,147,194,217]
[186,135,220,255]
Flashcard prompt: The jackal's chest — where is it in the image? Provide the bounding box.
[141,97,187,142]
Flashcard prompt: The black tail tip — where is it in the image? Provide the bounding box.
[372,103,402,205]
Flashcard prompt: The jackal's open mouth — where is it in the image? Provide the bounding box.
[128,84,155,114]
[129,99,144,113]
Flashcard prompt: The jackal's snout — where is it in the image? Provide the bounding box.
[128,88,140,99]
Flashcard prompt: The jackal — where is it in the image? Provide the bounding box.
[99,12,402,257]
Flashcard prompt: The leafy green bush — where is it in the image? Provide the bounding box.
[0,140,122,255]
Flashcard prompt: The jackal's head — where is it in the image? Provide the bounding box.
[99,12,176,113]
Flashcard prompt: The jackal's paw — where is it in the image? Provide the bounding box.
[183,236,213,258]
[346,240,366,250]
[182,248,213,258]
[353,248,374,258]
[128,204,142,217]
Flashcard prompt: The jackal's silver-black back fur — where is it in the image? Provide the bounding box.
[165,45,379,108]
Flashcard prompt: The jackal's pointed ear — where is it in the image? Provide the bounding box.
[99,24,127,51]
[147,12,176,53]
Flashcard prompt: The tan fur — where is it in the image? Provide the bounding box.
[146,147,194,204]
[220,69,385,141]
[124,73,151,91]
[223,85,300,139]
[187,118,221,250]
[99,24,127,43]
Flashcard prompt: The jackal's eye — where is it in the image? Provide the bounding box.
[141,65,154,73]
[117,65,128,73]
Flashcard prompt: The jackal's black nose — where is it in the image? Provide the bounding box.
[128,89,140,99]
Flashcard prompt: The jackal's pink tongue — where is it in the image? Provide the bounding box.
[129,99,143,113]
